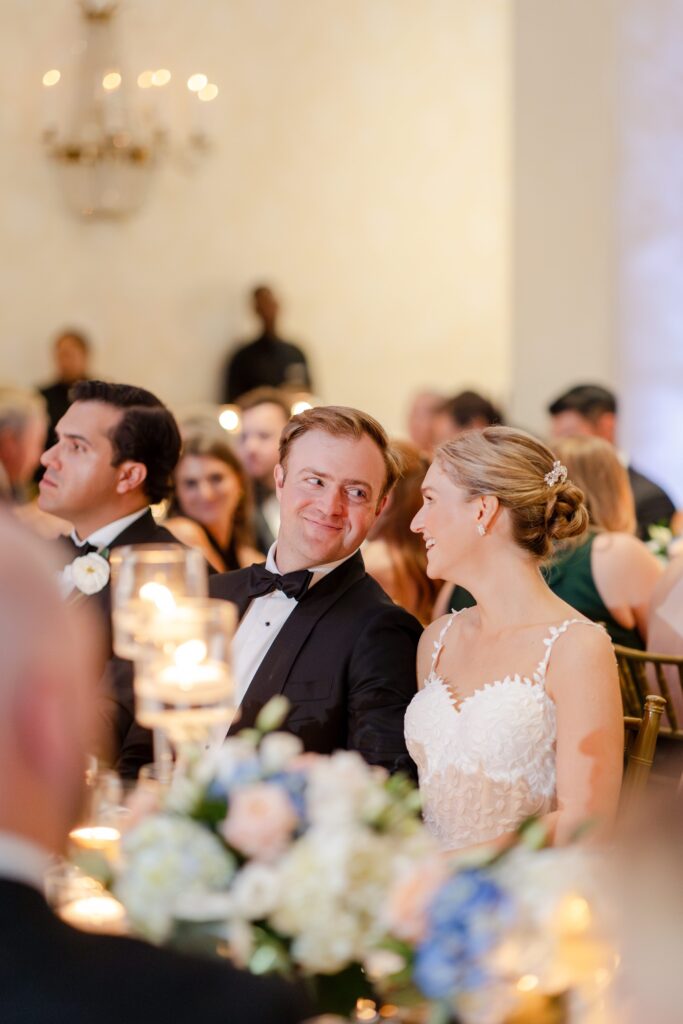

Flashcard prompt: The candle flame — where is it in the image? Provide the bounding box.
[174,639,207,668]
[139,582,176,613]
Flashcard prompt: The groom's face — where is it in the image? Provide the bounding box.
[273,429,387,570]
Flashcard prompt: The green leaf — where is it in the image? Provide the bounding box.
[255,695,291,733]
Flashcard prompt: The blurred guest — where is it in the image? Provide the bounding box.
[433,389,504,445]
[38,329,91,452]
[406,390,442,457]
[548,383,676,537]
[0,388,47,502]
[236,387,292,551]
[165,434,262,572]
[37,380,181,774]
[364,442,441,624]
[648,555,683,729]
[0,513,311,1024]
[223,285,312,403]
[545,436,663,647]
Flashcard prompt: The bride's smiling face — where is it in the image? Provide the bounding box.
[411,461,481,580]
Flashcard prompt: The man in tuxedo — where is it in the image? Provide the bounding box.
[210,405,422,775]
[548,384,676,538]
[37,380,182,771]
[0,513,310,1024]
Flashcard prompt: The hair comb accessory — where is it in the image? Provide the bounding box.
[544,460,568,488]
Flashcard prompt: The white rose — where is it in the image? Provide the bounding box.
[71,553,110,595]
[231,863,282,920]
[259,732,303,774]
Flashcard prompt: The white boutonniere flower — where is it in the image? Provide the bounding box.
[69,552,111,595]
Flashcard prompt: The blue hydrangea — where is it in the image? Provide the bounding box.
[267,770,308,828]
[414,869,513,1000]
[207,756,262,798]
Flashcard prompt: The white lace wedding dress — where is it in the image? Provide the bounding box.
[405,612,597,850]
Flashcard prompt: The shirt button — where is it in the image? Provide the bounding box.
[265,621,271,626]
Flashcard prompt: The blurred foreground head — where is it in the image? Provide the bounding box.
[0,513,99,854]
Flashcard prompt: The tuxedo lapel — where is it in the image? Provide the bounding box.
[232,552,366,732]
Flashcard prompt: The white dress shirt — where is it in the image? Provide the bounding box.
[231,543,358,708]
[71,506,150,551]
[0,831,51,894]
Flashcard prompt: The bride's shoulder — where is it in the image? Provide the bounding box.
[545,618,618,693]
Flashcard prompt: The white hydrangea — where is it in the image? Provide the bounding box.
[230,862,282,920]
[259,732,303,774]
[306,750,388,828]
[270,826,397,973]
[116,816,235,941]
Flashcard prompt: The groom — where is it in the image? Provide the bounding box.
[210,405,422,775]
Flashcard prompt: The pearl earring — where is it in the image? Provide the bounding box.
[477,523,486,537]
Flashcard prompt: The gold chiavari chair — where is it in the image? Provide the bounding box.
[621,694,667,813]
[614,644,683,738]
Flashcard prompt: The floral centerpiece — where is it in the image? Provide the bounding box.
[98,700,618,1022]
[113,698,430,1015]
[373,825,617,1024]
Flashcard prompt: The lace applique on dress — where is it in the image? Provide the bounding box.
[404,614,600,850]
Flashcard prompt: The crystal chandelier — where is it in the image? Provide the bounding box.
[42,0,218,219]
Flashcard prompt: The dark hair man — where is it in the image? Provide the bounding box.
[210,405,421,775]
[223,285,312,403]
[0,513,310,1024]
[548,383,676,537]
[433,390,504,445]
[38,380,182,774]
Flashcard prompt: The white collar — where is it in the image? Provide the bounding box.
[266,542,358,586]
[71,506,149,551]
[0,831,52,894]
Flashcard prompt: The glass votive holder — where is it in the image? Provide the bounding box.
[110,543,208,661]
[45,862,127,936]
[68,769,128,867]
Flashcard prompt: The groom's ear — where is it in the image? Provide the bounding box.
[274,463,285,498]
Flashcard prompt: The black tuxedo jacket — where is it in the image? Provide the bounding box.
[210,552,422,776]
[59,510,180,776]
[0,879,310,1024]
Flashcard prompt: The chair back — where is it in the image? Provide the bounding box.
[614,644,683,737]
[622,694,667,813]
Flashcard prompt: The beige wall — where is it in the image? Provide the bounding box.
[0,0,511,436]
[510,0,617,436]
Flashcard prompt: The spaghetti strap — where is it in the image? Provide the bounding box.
[534,618,604,683]
[430,611,459,674]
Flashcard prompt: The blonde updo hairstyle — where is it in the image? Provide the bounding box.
[551,435,636,535]
[435,426,589,560]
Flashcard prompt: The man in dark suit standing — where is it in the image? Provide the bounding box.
[37,380,183,772]
[210,405,422,776]
[0,513,310,1024]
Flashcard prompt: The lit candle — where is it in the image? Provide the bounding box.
[59,894,127,935]
[69,825,121,856]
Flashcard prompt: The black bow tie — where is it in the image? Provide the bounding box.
[68,538,99,557]
[246,564,313,602]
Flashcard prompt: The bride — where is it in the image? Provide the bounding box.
[405,426,623,851]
